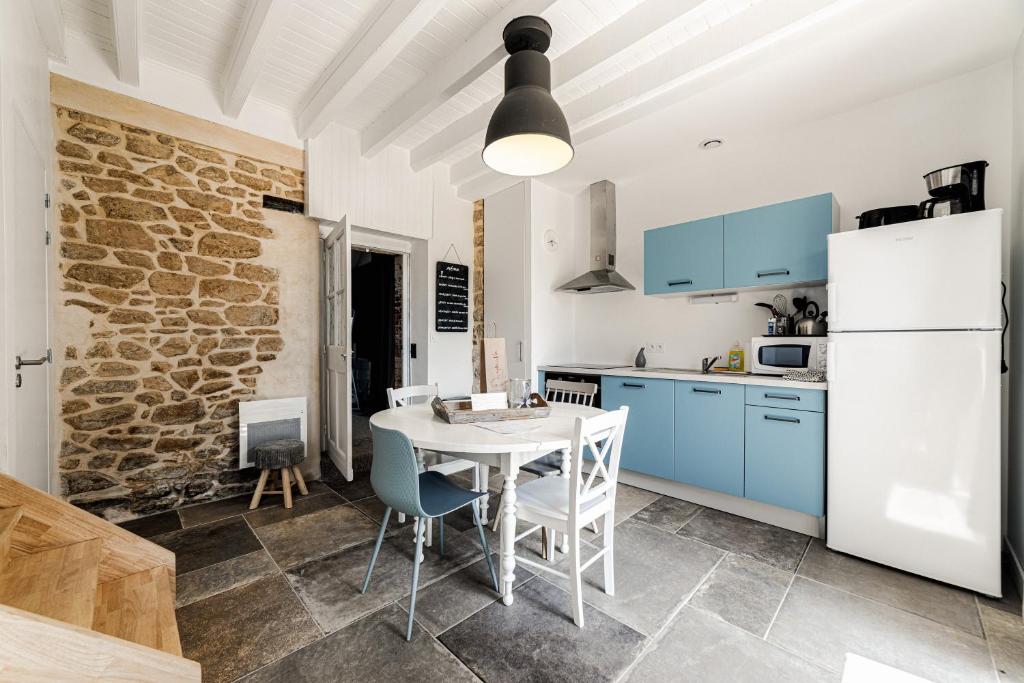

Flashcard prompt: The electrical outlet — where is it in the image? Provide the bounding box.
[647,342,665,353]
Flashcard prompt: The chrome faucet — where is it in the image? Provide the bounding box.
[701,356,720,374]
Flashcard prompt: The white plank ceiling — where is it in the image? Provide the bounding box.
[52,0,1024,198]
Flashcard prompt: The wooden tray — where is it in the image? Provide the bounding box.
[431,394,551,424]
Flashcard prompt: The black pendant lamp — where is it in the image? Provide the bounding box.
[482,16,573,176]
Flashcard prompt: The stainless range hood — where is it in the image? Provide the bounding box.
[557,180,636,294]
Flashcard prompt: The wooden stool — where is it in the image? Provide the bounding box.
[249,439,308,509]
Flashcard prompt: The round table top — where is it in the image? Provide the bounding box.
[369,402,603,454]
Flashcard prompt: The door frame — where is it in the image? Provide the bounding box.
[351,228,411,389]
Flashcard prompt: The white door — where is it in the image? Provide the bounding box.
[10,109,52,491]
[826,330,1001,595]
[322,218,353,481]
[827,210,1002,332]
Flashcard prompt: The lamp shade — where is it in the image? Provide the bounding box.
[483,17,573,176]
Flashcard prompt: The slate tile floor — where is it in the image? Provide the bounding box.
[124,473,1024,683]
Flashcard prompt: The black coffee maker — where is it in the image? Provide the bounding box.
[919,160,988,218]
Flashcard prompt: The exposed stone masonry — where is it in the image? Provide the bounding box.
[53,106,305,518]
[471,199,484,391]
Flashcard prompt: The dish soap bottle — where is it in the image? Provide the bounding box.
[728,341,744,372]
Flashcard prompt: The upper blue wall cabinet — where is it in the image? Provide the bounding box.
[723,193,835,289]
[644,216,724,295]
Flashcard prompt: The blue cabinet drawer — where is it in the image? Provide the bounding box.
[601,376,674,479]
[744,385,825,413]
[723,193,834,289]
[744,405,824,516]
[674,382,744,497]
[644,216,724,294]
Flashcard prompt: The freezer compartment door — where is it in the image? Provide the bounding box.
[828,210,1002,332]
[826,330,1000,595]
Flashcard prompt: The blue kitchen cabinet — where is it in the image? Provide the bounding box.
[644,216,724,294]
[601,376,674,479]
[674,382,744,497]
[744,405,825,516]
[723,193,835,289]
[744,385,825,413]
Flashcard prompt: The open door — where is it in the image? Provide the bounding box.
[321,218,353,481]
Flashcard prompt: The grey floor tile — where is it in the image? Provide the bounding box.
[325,474,377,502]
[799,539,983,636]
[254,504,380,569]
[677,508,810,572]
[238,603,479,683]
[178,493,253,527]
[689,553,793,637]
[153,517,262,575]
[977,556,1023,617]
[245,491,347,528]
[544,518,724,636]
[626,606,836,683]
[117,510,182,538]
[768,577,996,683]
[440,578,645,683]
[350,496,415,533]
[176,573,321,683]
[286,531,484,634]
[397,556,511,636]
[176,549,279,608]
[631,496,702,533]
[980,603,1024,682]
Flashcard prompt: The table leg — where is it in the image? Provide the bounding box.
[559,447,570,554]
[499,465,519,606]
[479,464,491,524]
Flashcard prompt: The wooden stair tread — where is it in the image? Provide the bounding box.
[0,537,102,628]
[92,564,183,657]
[0,506,23,569]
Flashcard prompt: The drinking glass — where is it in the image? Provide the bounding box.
[507,379,531,409]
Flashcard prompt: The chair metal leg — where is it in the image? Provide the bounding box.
[472,499,499,593]
[407,520,426,641]
[439,515,445,557]
[361,507,392,594]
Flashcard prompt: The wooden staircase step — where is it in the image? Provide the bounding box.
[0,537,102,628]
[0,506,23,569]
[92,564,184,657]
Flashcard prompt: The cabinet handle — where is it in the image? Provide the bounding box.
[622,382,646,389]
[764,414,800,424]
[692,387,721,395]
[667,279,693,287]
[764,393,799,401]
[756,268,790,278]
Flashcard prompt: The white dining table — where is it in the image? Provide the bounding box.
[369,402,603,606]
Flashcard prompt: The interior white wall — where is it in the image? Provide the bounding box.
[0,3,52,476]
[568,62,1012,372]
[529,180,576,375]
[1008,31,1024,590]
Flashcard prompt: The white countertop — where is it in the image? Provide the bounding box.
[538,365,827,391]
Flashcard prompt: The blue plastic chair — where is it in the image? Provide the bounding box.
[361,425,499,640]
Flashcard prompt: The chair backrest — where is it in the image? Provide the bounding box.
[545,379,598,407]
[568,407,629,521]
[368,425,426,517]
[387,384,438,408]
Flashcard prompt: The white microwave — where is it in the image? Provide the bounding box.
[751,337,827,376]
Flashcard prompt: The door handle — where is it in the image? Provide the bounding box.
[519,341,523,362]
[756,268,790,278]
[764,414,800,424]
[764,393,799,401]
[622,382,646,389]
[15,350,51,370]
[692,387,721,395]
[667,279,693,287]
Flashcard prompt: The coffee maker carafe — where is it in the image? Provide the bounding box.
[919,160,988,218]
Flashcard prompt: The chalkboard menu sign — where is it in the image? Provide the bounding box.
[435,261,469,332]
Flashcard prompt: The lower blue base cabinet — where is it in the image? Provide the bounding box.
[744,405,825,516]
[601,376,674,479]
[674,382,744,497]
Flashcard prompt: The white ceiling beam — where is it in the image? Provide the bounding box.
[454,0,853,196]
[359,0,558,158]
[33,0,67,63]
[110,0,141,86]
[222,0,292,118]
[411,0,704,172]
[296,0,446,140]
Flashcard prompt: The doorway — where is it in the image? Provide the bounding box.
[350,247,405,473]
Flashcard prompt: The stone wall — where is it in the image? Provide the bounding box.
[52,104,311,519]
[471,199,484,391]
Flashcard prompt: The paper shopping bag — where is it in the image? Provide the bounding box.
[481,337,508,393]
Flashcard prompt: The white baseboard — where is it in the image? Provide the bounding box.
[613,469,823,538]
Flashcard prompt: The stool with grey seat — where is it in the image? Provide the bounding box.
[361,425,498,641]
[247,418,308,510]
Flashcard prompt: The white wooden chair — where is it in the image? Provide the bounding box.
[386,385,490,544]
[512,406,628,627]
[492,380,601,544]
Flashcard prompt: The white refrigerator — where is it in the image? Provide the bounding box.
[826,209,1002,596]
